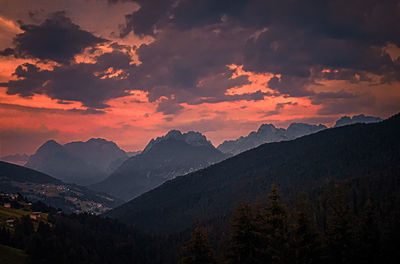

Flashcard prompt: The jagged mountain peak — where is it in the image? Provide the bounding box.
[144,130,213,153]
[257,123,276,132]
[92,130,225,200]
[218,122,326,156]
[334,114,382,127]
[65,138,125,154]
[37,139,64,152]
[287,122,323,129]
[165,129,183,138]
[25,138,128,185]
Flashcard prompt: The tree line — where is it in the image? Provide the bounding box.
[1,178,399,264]
[179,184,400,264]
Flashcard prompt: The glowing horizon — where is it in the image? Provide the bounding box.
[0,0,399,156]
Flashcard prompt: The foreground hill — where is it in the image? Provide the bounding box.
[106,113,400,233]
[92,130,227,201]
[25,138,128,185]
[0,161,120,213]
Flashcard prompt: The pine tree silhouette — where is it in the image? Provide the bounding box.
[179,220,216,264]
[225,202,262,264]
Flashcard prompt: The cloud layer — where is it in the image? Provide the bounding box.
[0,0,399,155]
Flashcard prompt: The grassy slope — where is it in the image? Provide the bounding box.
[0,244,27,264]
[0,206,30,223]
[0,205,48,230]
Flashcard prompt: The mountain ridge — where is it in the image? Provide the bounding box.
[217,114,381,156]
[25,138,128,185]
[91,130,227,201]
[217,122,327,156]
[105,113,399,233]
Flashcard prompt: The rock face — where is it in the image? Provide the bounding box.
[25,139,128,185]
[217,123,327,156]
[334,114,382,127]
[91,130,227,201]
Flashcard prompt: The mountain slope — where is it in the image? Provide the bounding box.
[92,130,226,201]
[217,122,326,156]
[106,113,400,233]
[0,154,29,166]
[25,139,128,185]
[0,161,120,213]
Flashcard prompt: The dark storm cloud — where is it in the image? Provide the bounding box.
[0,102,105,115]
[316,94,377,115]
[119,0,400,102]
[1,50,132,109]
[129,25,252,105]
[156,99,184,115]
[119,0,175,36]
[121,0,400,45]
[1,11,106,63]
[261,102,298,117]
[2,0,400,115]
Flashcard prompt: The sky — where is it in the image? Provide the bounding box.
[0,0,399,156]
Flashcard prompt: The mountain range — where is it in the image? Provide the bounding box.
[217,123,327,156]
[105,113,399,233]
[91,130,227,201]
[0,161,120,213]
[18,113,382,200]
[217,114,382,156]
[25,138,128,185]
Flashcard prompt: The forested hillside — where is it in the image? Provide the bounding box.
[106,114,400,233]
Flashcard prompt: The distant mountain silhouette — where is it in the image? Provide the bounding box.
[64,138,128,175]
[91,130,227,201]
[334,114,382,127]
[217,122,326,156]
[0,153,29,166]
[217,114,382,156]
[105,114,399,234]
[0,161,120,213]
[25,138,128,185]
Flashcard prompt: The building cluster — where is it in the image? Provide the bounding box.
[0,192,42,228]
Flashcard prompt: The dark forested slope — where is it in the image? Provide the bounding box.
[106,113,400,233]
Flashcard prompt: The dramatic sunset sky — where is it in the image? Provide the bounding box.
[0,0,399,156]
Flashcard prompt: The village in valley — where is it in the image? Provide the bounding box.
[0,192,48,229]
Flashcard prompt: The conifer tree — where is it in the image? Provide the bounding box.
[179,221,216,264]
[292,197,320,264]
[260,184,292,264]
[225,202,262,264]
[324,186,354,264]
[356,199,381,264]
